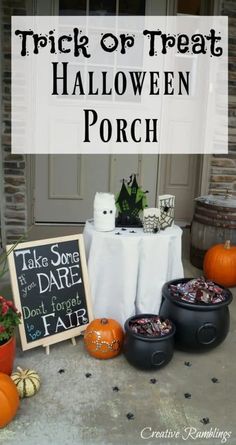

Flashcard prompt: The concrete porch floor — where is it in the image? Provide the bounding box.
[0,227,235,445]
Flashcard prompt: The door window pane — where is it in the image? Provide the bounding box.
[119,0,145,15]
[59,0,86,15]
[89,0,116,15]
[59,0,146,16]
[177,0,201,15]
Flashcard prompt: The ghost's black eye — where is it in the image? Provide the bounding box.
[103,211,107,214]
[110,210,113,214]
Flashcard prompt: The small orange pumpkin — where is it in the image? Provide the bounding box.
[84,318,124,359]
[0,372,20,428]
[203,240,236,288]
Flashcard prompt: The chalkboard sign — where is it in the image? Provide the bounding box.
[7,235,93,351]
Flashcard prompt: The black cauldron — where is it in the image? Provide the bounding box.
[160,278,233,351]
[123,314,176,370]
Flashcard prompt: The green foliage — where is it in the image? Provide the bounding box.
[0,236,24,344]
[0,296,21,343]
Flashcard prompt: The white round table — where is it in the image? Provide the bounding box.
[83,221,184,327]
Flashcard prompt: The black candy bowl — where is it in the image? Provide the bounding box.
[123,314,176,370]
[160,278,233,351]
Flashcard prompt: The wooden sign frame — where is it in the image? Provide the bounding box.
[7,234,93,351]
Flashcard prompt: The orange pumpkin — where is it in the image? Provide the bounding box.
[84,318,124,359]
[0,372,20,428]
[203,240,236,288]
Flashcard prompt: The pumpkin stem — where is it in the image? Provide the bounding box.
[16,366,27,378]
[101,318,108,325]
[224,240,231,250]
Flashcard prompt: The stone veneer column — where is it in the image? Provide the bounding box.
[1,0,27,245]
[209,0,236,196]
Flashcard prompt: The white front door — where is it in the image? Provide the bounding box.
[34,154,159,222]
[33,0,203,224]
[34,0,166,223]
[158,155,201,224]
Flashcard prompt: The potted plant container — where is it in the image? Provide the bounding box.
[0,296,21,375]
[123,314,175,370]
[160,278,233,351]
[0,237,23,375]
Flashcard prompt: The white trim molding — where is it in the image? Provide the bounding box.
[199,155,211,196]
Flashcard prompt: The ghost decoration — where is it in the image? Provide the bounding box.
[158,195,175,230]
[94,193,116,232]
[143,208,161,233]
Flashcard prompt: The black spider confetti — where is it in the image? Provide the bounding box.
[211,377,219,383]
[112,386,120,392]
[129,230,136,233]
[126,413,134,420]
[58,369,65,374]
[115,232,121,235]
[121,228,127,231]
[184,361,192,367]
[150,378,157,384]
[85,372,92,378]
[200,418,210,425]
[184,393,192,399]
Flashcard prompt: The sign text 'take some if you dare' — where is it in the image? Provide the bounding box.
[13,239,89,343]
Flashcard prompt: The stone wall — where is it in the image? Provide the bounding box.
[209,0,236,196]
[0,0,27,244]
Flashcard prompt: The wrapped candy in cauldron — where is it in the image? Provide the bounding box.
[129,316,172,337]
[169,277,227,305]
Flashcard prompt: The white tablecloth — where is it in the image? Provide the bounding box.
[83,221,184,327]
